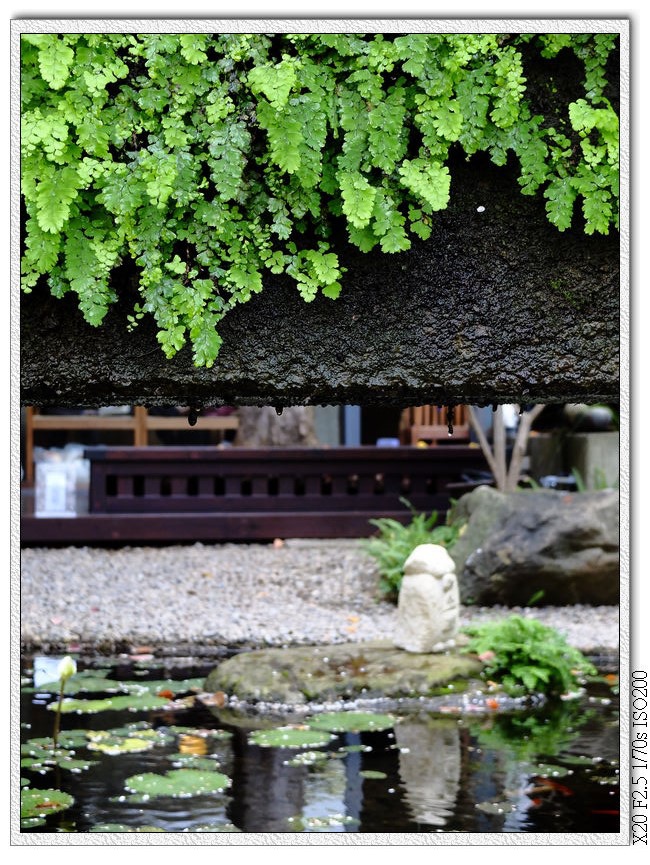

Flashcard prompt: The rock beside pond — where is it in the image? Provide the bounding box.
[448,486,619,606]
[204,640,483,706]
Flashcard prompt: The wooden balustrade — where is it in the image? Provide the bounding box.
[21,444,489,544]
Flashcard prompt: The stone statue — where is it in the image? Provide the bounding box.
[394,543,460,653]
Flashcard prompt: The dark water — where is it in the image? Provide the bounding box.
[19,655,620,835]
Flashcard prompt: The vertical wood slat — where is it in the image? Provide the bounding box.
[170,477,187,496]
[116,476,133,497]
[399,404,470,445]
[278,475,295,496]
[198,477,213,496]
[144,477,160,497]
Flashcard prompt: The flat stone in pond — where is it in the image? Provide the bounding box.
[204,640,483,705]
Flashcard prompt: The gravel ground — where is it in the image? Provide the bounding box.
[19,539,620,659]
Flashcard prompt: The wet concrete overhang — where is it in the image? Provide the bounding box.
[19,152,621,410]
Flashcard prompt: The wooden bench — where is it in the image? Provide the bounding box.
[399,405,471,445]
[21,444,489,544]
[23,406,239,484]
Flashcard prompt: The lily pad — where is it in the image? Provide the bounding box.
[534,762,574,778]
[48,693,170,714]
[22,731,89,751]
[21,788,74,826]
[248,725,335,749]
[21,754,98,774]
[169,755,222,772]
[287,813,360,831]
[337,744,373,754]
[36,675,131,695]
[124,768,231,800]
[359,770,388,779]
[131,677,205,695]
[308,711,395,733]
[86,725,174,754]
[21,737,99,773]
[559,754,598,767]
[183,823,241,832]
[89,824,167,832]
[88,736,157,755]
[168,725,233,741]
[283,750,331,767]
[475,799,517,815]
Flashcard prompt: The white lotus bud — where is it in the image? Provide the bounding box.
[57,655,77,682]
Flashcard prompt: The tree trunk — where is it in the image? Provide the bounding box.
[505,404,546,492]
[234,406,319,447]
[468,404,545,492]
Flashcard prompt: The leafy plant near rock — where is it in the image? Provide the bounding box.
[20,31,619,367]
[461,614,597,697]
[364,497,460,600]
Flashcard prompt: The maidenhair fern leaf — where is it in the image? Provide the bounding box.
[36,35,75,90]
[338,171,377,229]
[398,159,451,212]
[35,167,79,233]
[544,177,578,231]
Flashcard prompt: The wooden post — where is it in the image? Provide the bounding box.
[133,406,148,446]
[24,407,35,485]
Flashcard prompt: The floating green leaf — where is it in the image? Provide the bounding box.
[284,750,331,767]
[286,813,360,831]
[183,823,242,832]
[167,725,233,740]
[48,693,171,714]
[475,799,517,815]
[35,675,131,696]
[170,755,222,771]
[88,736,157,755]
[534,762,574,778]
[90,823,167,832]
[86,724,173,752]
[337,744,373,754]
[124,768,231,800]
[21,788,74,828]
[249,725,335,749]
[308,711,396,734]
[127,677,205,696]
[21,736,99,774]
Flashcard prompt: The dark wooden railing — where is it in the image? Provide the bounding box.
[21,445,489,544]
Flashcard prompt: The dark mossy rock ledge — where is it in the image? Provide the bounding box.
[203,639,483,709]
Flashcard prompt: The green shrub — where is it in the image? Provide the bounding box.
[461,614,597,697]
[363,497,459,602]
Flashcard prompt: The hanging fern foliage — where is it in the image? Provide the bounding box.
[20,31,620,367]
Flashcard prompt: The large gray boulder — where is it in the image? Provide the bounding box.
[448,486,619,606]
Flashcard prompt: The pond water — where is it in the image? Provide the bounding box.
[19,654,620,835]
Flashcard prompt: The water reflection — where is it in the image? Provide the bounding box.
[396,717,461,827]
[228,730,307,831]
